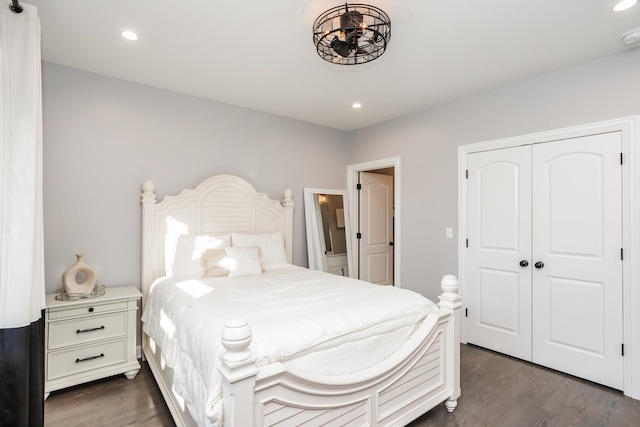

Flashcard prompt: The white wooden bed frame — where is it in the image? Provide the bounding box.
[140,174,461,427]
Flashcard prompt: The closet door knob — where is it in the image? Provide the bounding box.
[519,260,529,267]
[535,261,544,269]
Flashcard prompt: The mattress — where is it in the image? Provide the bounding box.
[141,266,437,427]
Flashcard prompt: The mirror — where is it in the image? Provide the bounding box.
[304,188,353,277]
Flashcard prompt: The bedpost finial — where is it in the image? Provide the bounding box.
[439,274,462,311]
[142,179,156,194]
[440,275,459,296]
[282,189,294,207]
[141,180,157,203]
[221,319,253,363]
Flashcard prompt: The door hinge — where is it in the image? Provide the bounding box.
[465,308,468,318]
[621,152,623,165]
[465,169,469,179]
[621,248,624,261]
[356,183,362,190]
[466,239,469,248]
[622,343,625,356]
[356,232,362,239]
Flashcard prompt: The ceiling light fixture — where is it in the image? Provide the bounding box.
[352,103,362,109]
[313,3,391,65]
[613,0,637,12]
[121,31,139,41]
[9,0,23,14]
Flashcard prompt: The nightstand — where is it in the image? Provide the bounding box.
[44,285,142,399]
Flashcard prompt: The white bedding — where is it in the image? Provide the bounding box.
[141,266,437,427]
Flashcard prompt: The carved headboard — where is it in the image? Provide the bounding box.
[140,174,294,302]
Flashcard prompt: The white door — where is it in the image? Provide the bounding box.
[466,132,623,389]
[466,146,532,360]
[359,172,394,285]
[531,133,623,390]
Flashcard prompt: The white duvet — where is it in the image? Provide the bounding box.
[141,266,437,427]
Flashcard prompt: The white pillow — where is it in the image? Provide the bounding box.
[164,233,181,274]
[231,232,289,269]
[167,234,231,277]
[201,248,230,278]
[224,246,263,278]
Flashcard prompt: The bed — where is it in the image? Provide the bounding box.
[140,174,461,427]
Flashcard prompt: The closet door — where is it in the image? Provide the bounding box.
[466,146,532,360]
[531,132,623,390]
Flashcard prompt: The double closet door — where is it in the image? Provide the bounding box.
[466,132,623,390]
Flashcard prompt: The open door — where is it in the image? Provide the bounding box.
[358,171,394,285]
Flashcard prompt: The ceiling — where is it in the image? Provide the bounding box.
[26,0,640,131]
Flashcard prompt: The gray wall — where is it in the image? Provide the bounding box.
[42,47,640,303]
[42,63,349,294]
[346,48,640,302]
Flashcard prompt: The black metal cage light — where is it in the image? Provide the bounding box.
[313,3,391,65]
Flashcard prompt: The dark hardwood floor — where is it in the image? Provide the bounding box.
[408,345,639,427]
[45,344,640,426]
[45,362,173,427]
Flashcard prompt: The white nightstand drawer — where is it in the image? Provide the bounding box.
[48,312,127,350]
[48,300,128,320]
[47,339,127,380]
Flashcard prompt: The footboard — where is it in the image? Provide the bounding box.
[220,275,462,427]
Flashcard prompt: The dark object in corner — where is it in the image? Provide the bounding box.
[0,312,45,427]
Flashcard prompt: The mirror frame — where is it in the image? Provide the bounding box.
[303,188,353,277]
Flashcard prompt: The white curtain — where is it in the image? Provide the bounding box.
[0,3,45,328]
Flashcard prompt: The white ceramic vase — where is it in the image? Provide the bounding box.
[62,253,97,295]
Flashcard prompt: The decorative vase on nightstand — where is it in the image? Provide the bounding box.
[62,253,97,296]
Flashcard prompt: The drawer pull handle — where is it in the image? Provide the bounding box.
[76,326,105,334]
[88,307,94,313]
[75,353,104,363]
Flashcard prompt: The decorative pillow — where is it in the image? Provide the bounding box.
[231,232,289,269]
[224,246,263,278]
[166,234,231,277]
[201,248,230,278]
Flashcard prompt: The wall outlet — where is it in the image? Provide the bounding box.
[446,227,453,239]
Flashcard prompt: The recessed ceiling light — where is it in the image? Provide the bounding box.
[352,103,362,109]
[613,0,637,12]
[121,31,139,41]
[622,27,640,44]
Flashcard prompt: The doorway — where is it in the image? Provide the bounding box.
[348,157,401,287]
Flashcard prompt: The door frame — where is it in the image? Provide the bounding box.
[457,115,640,400]
[347,157,401,287]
